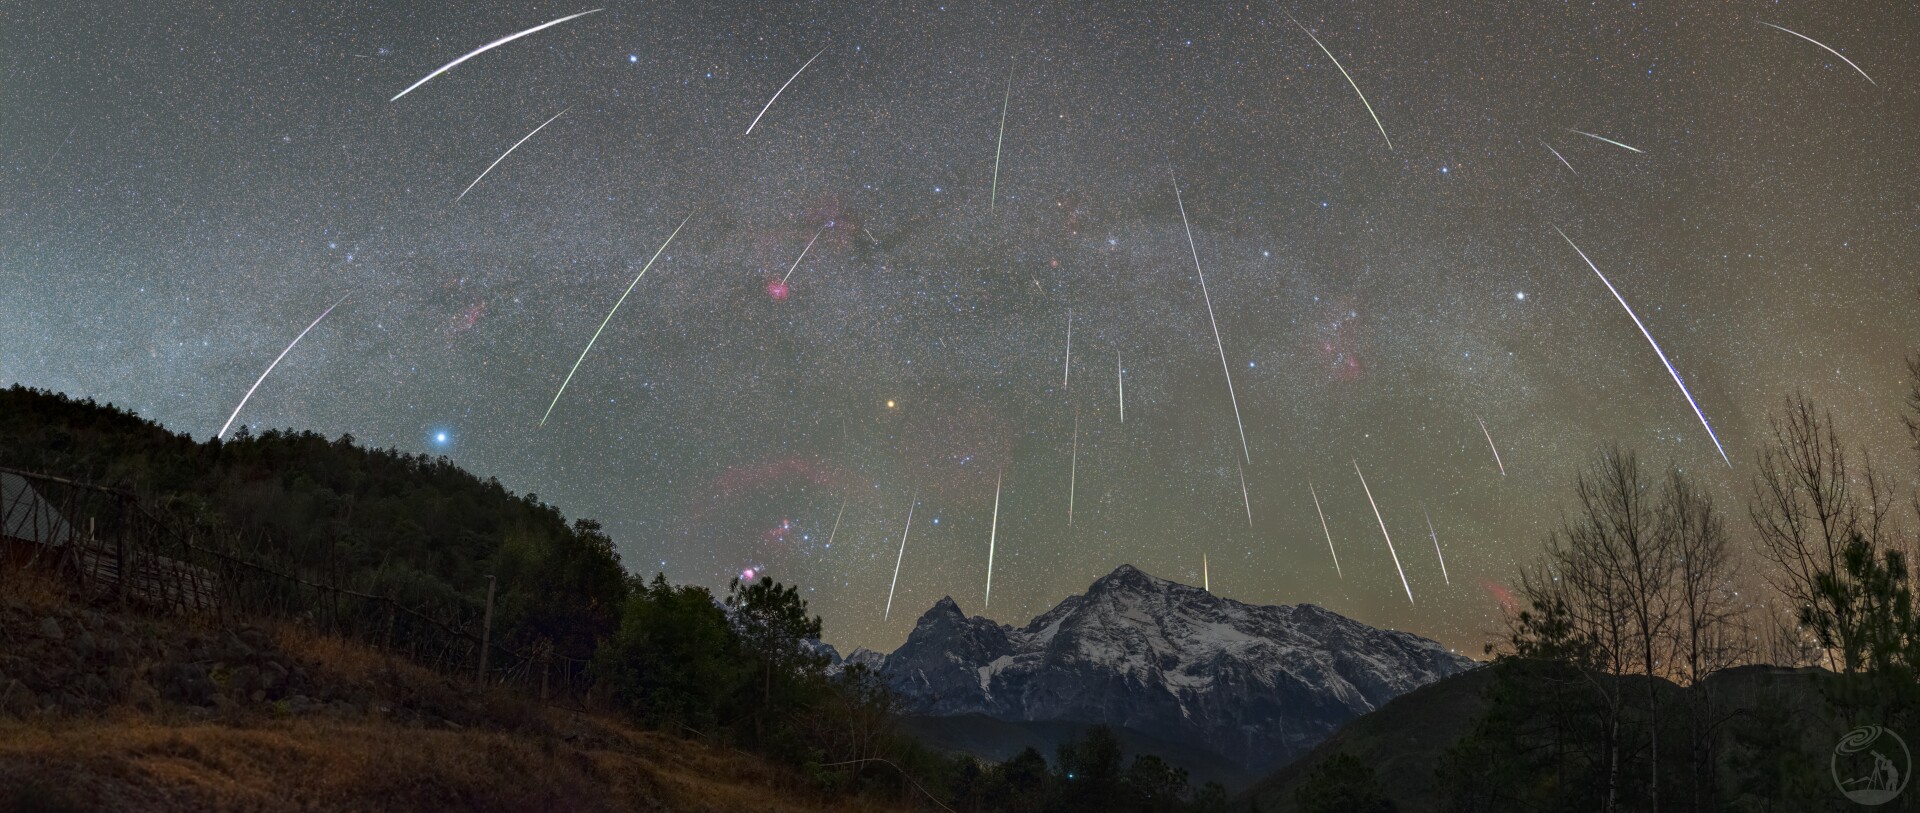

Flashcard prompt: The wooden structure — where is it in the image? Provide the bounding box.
[0,467,218,613]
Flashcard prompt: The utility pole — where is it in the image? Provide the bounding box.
[478,574,497,683]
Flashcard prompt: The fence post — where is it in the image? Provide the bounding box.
[477,574,496,683]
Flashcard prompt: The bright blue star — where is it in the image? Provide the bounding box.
[628,54,637,63]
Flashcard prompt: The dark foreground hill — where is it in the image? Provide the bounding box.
[0,571,910,813]
[0,385,628,677]
[1237,658,1902,813]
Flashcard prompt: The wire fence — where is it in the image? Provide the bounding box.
[0,466,592,705]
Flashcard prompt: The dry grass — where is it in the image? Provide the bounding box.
[0,698,914,813]
[0,580,914,813]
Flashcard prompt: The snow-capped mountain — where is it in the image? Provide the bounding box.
[863,564,1475,773]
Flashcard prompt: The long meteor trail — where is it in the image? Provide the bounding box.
[1757,20,1874,85]
[1309,481,1341,578]
[540,214,692,426]
[985,472,1002,610]
[457,107,569,202]
[1354,460,1415,605]
[391,9,602,102]
[1062,309,1072,389]
[884,491,917,622]
[990,61,1014,213]
[1476,414,1506,476]
[826,495,848,551]
[1567,129,1644,154]
[217,292,352,439]
[781,223,828,283]
[1541,140,1577,175]
[1172,170,1251,464]
[1116,351,1124,423]
[1555,227,1731,467]
[745,48,825,136]
[1067,411,1078,526]
[1286,14,1392,151]
[1423,506,1451,586]
[1238,462,1253,528]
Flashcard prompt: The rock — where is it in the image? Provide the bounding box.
[0,680,37,717]
[229,665,262,697]
[70,631,96,663]
[238,627,272,652]
[37,618,62,642]
[157,663,217,706]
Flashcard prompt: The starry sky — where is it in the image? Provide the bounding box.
[5,1,1917,656]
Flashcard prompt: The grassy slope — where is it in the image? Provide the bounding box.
[0,578,910,813]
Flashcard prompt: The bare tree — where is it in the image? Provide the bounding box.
[1661,469,1740,813]
[1749,395,1889,674]
[1526,447,1676,811]
[1665,471,1740,685]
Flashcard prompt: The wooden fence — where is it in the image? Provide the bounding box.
[0,466,589,704]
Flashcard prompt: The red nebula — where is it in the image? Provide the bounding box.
[766,278,790,301]
[1481,578,1518,616]
[1311,300,1366,382]
[451,301,487,333]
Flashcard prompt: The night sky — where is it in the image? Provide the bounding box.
[5,1,1917,656]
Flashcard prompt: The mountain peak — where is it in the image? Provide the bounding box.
[1090,563,1169,591]
[909,596,971,632]
[876,566,1476,775]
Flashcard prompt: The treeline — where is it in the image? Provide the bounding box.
[0,385,626,673]
[1425,359,1920,811]
[0,386,1237,810]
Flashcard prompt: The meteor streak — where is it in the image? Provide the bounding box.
[1286,14,1392,151]
[1203,552,1210,592]
[1423,506,1451,586]
[457,107,569,202]
[1475,414,1506,476]
[540,214,692,427]
[1238,461,1253,528]
[217,292,352,440]
[985,472,1002,610]
[1067,411,1078,526]
[1171,170,1251,464]
[1062,309,1072,389]
[1567,129,1644,154]
[826,495,848,551]
[1116,351,1124,423]
[1541,140,1577,175]
[1309,481,1341,578]
[781,223,828,283]
[884,491,917,622]
[1354,460,1414,605]
[391,9,603,102]
[1555,227,1731,467]
[990,61,1014,213]
[745,48,826,136]
[1757,20,1874,85]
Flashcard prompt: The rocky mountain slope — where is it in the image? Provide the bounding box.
[848,564,1475,775]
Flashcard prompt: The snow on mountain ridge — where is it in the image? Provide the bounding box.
[874,563,1476,774]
